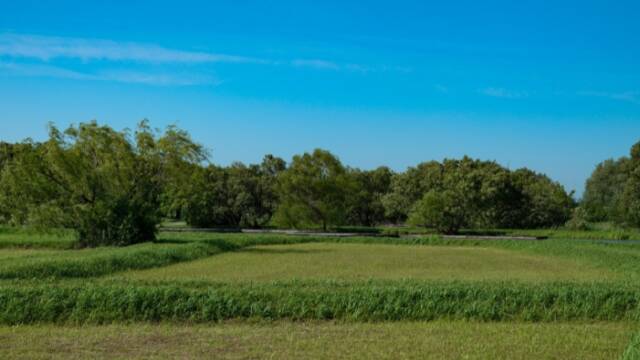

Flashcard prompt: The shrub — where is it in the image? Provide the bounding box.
[565,206,591,231]
[408,190,466,234]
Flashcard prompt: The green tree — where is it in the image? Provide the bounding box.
[273,149,352,230]
[227,156,286,227]
[618,170,640,227]
[582,158,629,222]
[475,164,526,228]
[614,141,640,227]
[382,161,442,223]
[408,189,466,234]
[565,206,591,230]
[346,166,393,226]
[0,121,203,247]
[0,142,14,172]
[149,123,208,220]
[384,156,573,232]
[181,155,285,228]
[582,140,640,227]
[512,169,574,228]
[181,165,233,227]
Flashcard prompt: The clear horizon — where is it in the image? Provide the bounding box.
[1,1,639,196]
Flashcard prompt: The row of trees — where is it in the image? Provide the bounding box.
[582,141,640,227]
[0,121,576,246]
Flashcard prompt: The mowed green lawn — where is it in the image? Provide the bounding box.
[121,243,615,282]
[0,321,632,360]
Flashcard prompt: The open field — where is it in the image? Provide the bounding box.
[0,321,634,360]
[2,231,640,358]
[121,243,617,283]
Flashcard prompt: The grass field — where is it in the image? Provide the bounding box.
[0,226,76,249]
[0,248,63,260]
[2,229,640,358]
[121,243,616,282]
[0,321,633,360]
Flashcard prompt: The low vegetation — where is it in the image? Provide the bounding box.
[0,242,222,279]
[4,280,640,323]
[0,321,634,360]
[120,243,615,283]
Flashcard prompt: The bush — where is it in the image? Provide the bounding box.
[565,206,591,231]
[408,190,466,234]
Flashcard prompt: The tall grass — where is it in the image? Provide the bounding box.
[1,281,639,324]
[0,226,77,249]
[0,243,223,279]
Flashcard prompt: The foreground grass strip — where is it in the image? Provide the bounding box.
[0,321,633,360]
[2,282,640,324]
[0,243,224,279]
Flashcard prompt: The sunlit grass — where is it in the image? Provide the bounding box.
[0,226,77,249]
[0,321,633,360]
[121,243,616,283]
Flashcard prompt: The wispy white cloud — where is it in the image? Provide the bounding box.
[98,70,219,86]
[0,33,383,72]
[0,33,401,85]
[290,59,404,74]
[291,59,340,70]
[0,61,218,86]
[578,91,640,105]
[0,33,261,64]
[434,84,449,93]
[479,87,528,99]
[0,61,93,80]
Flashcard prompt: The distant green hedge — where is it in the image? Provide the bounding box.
[1,281,639,324]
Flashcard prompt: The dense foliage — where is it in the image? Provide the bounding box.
[0,121,204,246]
[345,166,394,227]
[583,140,640,227]
[272,149,353,230]
[181,157,285,228]
[391,158,573,233]
[0,121,581,240]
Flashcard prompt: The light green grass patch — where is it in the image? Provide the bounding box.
[122,243,616,282]
[0,321,633,360]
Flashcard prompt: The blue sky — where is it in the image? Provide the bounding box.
[1,1,639,196]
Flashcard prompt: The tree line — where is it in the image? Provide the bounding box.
[0,121,577,246]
